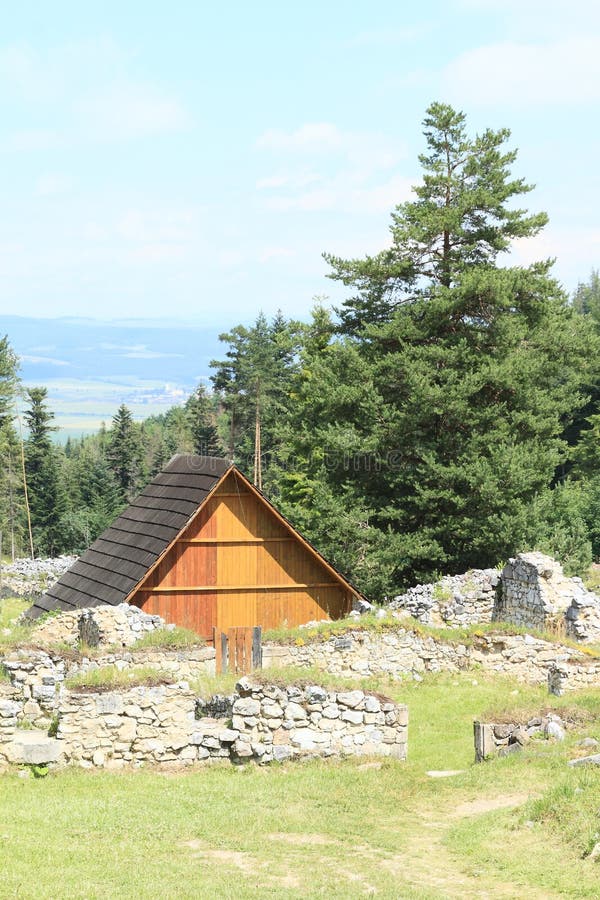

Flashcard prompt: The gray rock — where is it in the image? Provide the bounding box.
[336,690,364,709]
[4,731,61,764]
[568,753,600,767]
[545,720,566,741]
[233,698,260,717]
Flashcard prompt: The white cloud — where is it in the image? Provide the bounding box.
[0,39,190,145]
[264,173,413,215]
[20,354,69,366]
[256,171,321,190]
[256,122,409,215]
[509,226,600,274]
[115,210,194,243]
[78,85,190,140]
[256,123,344,153]
[443,37,600,104]
[0,129,63,152]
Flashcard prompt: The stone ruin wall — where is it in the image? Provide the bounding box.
[0,645,216,730]
[27,602,168,648]
[263,627,600,693]
[390,552,600,644]
[390,568,499,627]
[473,712,566,762]
[0,676,407,769]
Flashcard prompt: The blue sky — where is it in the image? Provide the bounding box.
[0,0,599,326]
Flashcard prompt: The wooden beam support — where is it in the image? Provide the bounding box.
[177,537,295,545]
[142,582,339,593]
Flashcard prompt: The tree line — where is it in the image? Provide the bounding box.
[2,102,600,599]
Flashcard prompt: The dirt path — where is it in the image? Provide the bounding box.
[384,790,555,900]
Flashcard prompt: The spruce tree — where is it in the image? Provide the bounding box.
[23,387,66,556]
[107,404,142,502]
[185,385,222,458]
[280,103,597,596]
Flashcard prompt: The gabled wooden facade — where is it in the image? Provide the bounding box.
[129,468,353,640]
[32,455,361,640]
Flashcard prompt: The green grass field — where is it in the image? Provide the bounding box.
[2,592,600,897]
[2,668,600,898]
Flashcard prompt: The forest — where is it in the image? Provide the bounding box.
[2,103,600,600]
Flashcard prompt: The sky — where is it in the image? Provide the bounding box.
[0,0,599,327]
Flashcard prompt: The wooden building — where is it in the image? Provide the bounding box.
[31,455,363,640]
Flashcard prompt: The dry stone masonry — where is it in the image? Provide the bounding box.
[0,677,407,769]
[474,713,566,761]
[390,569,499,626]
[496,552,600,642]
[29,603,168,648]
[0,645,216,730]
[0,556,76,599]
[263,628,600,691]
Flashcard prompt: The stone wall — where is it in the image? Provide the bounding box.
[474,713,565,761]
[263,627,600,691]
[495,552,600,642]
[390,569,499,626]
[29,603,168,648]
[0,645,216,729]
[0,677,408,769]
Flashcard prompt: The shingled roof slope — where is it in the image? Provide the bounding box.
[30,455,232,617]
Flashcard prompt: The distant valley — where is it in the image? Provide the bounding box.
[1,316,224,439]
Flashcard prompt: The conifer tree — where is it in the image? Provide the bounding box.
[185,385,222,458]
[280,103,597,595]
[106,404,142,502]
[23,387,66,556]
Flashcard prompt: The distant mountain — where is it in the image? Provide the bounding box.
[1,316,225,438]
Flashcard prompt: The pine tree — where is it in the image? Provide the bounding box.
[279,103,597,596]
[211,312,300,489]
[23,387,66,556]
[185,385,223,458]
[106,404,142,502]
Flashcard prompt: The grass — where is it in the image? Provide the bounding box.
[132,625,205,650]
[0,595,33,648]
[263,613,600,658]
[65,665,176,693]
[2,669,600,898]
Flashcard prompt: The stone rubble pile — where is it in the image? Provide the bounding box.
[29,603,169,649]
[390,569,499,626]
[474,713,566,761]
[0,556,77,598]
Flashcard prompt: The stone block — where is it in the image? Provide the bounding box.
[4,731,61,765]
[336,691,364,709]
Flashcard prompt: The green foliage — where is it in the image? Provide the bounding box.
[106,404,143,502]
[276,103,597,596]
[24,387,67,556]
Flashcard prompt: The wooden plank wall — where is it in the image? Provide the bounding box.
[130,471,352,640]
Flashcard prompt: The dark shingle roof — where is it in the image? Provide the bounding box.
[29,455,231,617]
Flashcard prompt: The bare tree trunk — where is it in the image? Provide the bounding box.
[17,413,34,559]
[254,401,262,491]
[7,452,15,561]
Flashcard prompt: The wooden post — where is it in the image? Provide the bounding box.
[252,626,262,670]
[221,630,229,674]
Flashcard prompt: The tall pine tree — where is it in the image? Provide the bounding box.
[279,103,597,596]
